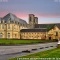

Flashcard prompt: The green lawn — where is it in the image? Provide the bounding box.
[10,48,60,60]
[0,39,57,45]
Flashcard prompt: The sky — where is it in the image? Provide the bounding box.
[0,0,60,24]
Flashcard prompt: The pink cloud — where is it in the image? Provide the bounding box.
[14,12,28,19]
[0,11,60,19]
[0,11,9,17]
[36,13,60,18]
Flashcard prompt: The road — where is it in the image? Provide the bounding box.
[0,42,57,60]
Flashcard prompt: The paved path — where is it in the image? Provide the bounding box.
[0,42,57,60]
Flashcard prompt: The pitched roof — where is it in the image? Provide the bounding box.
[3,13,27,24]
[56,24,60,29]
[20,28,47,32]
[34,24,57,31]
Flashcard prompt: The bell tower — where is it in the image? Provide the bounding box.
[29,14,38,28]
[34,17,38,24]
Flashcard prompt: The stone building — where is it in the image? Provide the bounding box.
[34,24,60,40]
[0,13,28,39]
[0,13,60,40]
[20,29,47,39]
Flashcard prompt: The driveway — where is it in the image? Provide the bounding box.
[0,42,57,60]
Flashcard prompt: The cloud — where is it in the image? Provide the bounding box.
[36,13,60,18]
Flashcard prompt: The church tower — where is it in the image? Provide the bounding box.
[34,17,38,24]
[29,14,38,28]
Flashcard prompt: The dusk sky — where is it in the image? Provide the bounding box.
[0,0,60,24]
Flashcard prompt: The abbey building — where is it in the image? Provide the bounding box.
[0,13,60,40]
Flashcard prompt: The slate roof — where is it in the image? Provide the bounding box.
[34,23,60,31]
[56,23,60,29]
[20,28,47,32]
[3,13,27,24]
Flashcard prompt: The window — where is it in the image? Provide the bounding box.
[7,33,10,38]
[34,19,35,23]
[2,25,4,29]
[0,33,3,38]
[0,25,1,28]
[0,20,1,23]
[8,24,10,29]
[15,34,17,38]
[56,32,58,36]
[1,20,3,23]
[5,21,6,23]
[8,20,10,23]
[29,17,31,21]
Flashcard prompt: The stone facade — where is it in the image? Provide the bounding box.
[20,29,47,39]
[0,13,60,40]
[0,13,28,39]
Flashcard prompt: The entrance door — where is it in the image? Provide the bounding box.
[49,37,51,40]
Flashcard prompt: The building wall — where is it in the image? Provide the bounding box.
[0,23,20,39]
[20,32,46,39]
[47,26,60,40]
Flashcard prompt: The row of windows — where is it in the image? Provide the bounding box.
[0,20,27,27]
[0,20,20,24]
[22,33,45,35]
[0,24,27,29]
[0,33,18,38]
[23,36,41,38]
[0,25,10,29]
[0,25,20,29]
[0,33,10,38]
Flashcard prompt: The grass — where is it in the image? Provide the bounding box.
[0,39,41,45]
[10,48,60,60]
[0,39,57,45]
[0,39,56,45]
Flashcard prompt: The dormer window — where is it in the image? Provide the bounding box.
[18,22,19,24]
[8,20,11,23]
[3,20,4,23]
[15,21,17,24]
[4,20,6,23]
[1,20,3,23]
[0,20,1,23]
[11,21,14,23]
